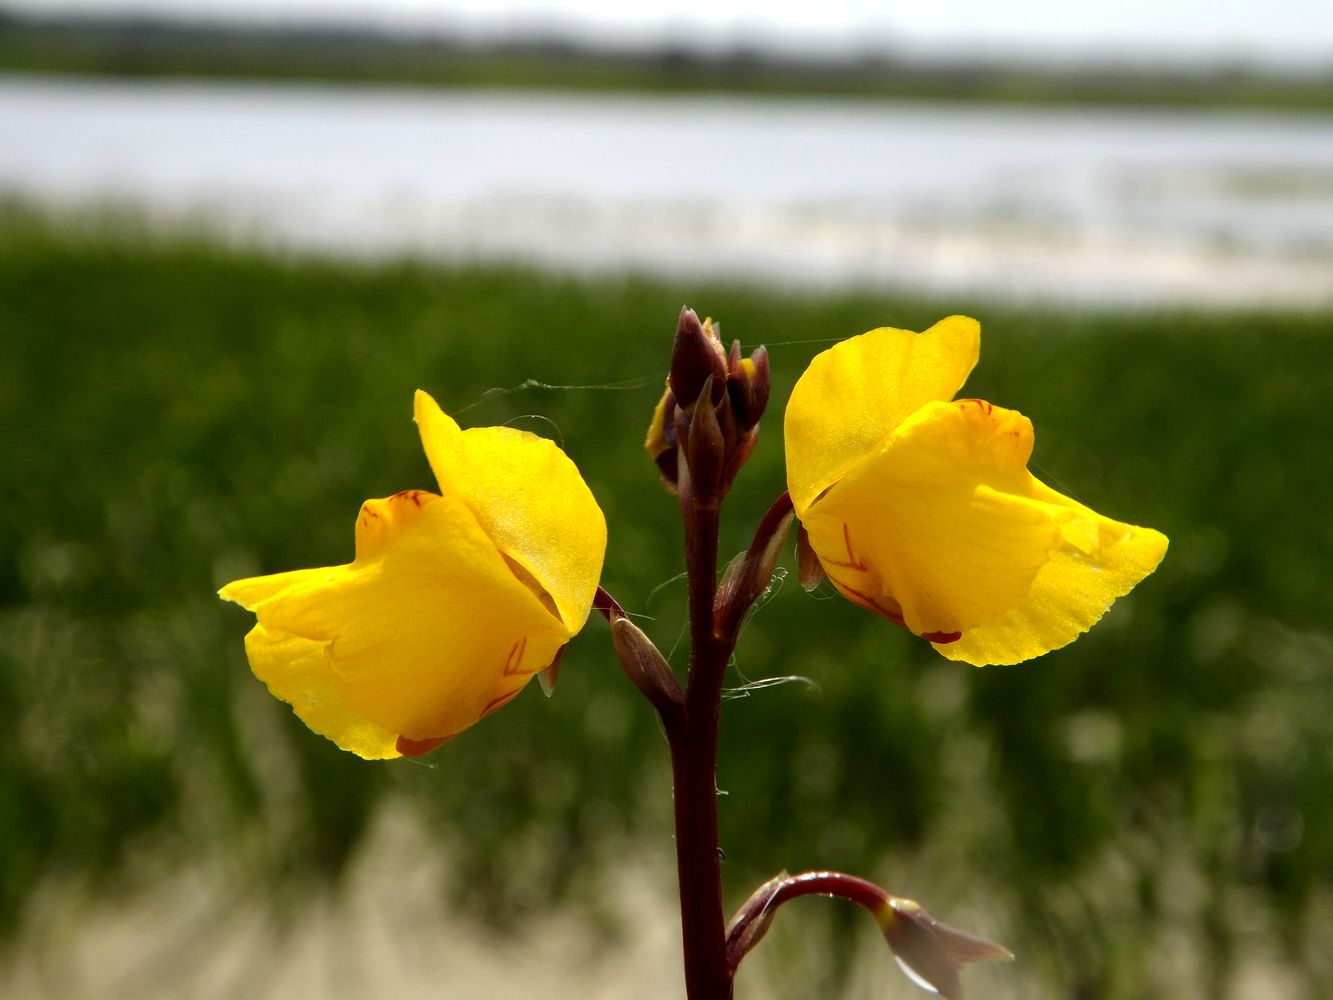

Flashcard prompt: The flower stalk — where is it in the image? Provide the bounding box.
[656,307,777,999]
[669,483,734,999]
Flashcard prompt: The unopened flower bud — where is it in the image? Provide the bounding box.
[685,375,727,502]
[715,495,795,636]
[727,345,770,431]
[721,424,759,492]
[669,307,728,407]
[644,387,681,491]
[611,615,683,716]
[724,871,789,966]
[645,308,771,497]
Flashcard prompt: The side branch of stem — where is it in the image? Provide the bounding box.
[725,871,891,972]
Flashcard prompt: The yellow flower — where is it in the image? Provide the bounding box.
[219,390,607,759]
[784,316,1167,666]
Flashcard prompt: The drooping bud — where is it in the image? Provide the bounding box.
[795,524,826,591]
[669,307,728,407]
[610,614,684,717]
[725,871,1010,995]
[877,897,1013,1000]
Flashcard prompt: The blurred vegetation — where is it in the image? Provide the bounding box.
[3,10,1333,113]
[1,203,1331,996]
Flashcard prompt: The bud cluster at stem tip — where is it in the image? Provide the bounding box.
[645,307,770,503]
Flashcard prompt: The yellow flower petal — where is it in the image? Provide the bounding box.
[219,567,325,610]
[803,399,1063,638]
[784,316,980,515]
[414,390,606,634]
[240,623,400,759]
[221,490,569,757]
[644,381,672,461]
[934,491,1168,665]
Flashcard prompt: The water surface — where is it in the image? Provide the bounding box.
[4,76,1332,306]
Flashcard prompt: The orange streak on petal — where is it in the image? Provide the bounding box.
[480,687,521,719]
[395,734,454,757]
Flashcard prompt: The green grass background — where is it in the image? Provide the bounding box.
[1,205,1330,996]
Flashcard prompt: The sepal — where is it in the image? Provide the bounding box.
[537,647,565,697]
[795,523,826,591]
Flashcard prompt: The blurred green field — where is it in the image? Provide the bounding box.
[1,205,1331,997]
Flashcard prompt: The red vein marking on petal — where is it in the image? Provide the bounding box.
[820,522,869,572]
[957,398,993,415]
[480,687,521,719]
[824,571,906,628]
[828,572,964,645]
[502,636,530,676]
[392,489,427,507]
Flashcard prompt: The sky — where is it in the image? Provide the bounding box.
[13,0,1333,66]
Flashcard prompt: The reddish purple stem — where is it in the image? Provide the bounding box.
[725,871,891,972]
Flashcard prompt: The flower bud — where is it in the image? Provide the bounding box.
[610,614,684,717]
[646,308,771,498]
[644,383,683,493]
[669,307,728,407]
[727,345,770,432]
[715,495,795,637]
[684,376,727,503]
[724,433,758,492]
[724,871,789,966]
